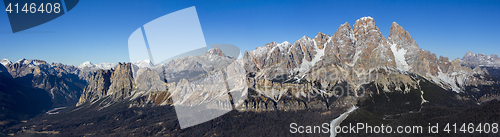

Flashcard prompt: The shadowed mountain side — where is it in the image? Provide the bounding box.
[0,64,52,131]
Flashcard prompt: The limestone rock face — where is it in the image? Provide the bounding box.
[244,34,326,82]
[108,63,134,100]
[77,63,134,106]
[314,32,329,49]
[77,70,111,106]
[326,22,355,64]
[133,68,166,94]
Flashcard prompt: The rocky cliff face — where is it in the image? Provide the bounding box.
[77,63,134,106]
[108,63,134,100]
[76,70,112,106]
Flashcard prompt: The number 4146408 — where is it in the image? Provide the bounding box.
[6,3,61,14]
[443,123,498,134]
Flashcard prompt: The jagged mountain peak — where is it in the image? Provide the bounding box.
[15,58,27,64]
[353,16,377,30]
[387,21,420,54]
[294,36,314,45]
[391,21,399,27]
[465,51,474,56]
[314,32,330,49]
[389,22,415,44]
[339,22,352,29]
[250,41,292,59]
[334,22,354,37]
[276,41,292,52]
[299,35,309,39]
[11,58,49,67]
[206,47,226,57]
[315,32,328,37]
[340,21,351,27]
[352,16,384,41]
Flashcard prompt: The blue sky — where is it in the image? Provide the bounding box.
[0,0,499,65]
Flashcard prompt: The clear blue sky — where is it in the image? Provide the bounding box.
[0,0,499,65]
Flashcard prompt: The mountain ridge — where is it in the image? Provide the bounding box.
[69,17,500,113]
[3,16,500,136]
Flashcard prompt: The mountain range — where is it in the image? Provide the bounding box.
[1,17,499,136]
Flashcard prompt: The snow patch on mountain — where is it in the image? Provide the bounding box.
[390,43,410,71]
[298,37,324,72]
[11,59,48,67]
[277,41,291,52]
[133,60,154,68]
[0,59,11,66]
[95,63,117,70]
[359,16,373,21]
[78,61,116,70]
[251,44,271,59]
[78,61,93,68]
[310,43,324,66]
[427,68,470,93]
[32,60,44,66]
[356,16,374,30]
[349,50,363,67]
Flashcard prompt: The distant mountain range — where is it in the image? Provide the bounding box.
[1,17,500,136]
[461,51,500,68]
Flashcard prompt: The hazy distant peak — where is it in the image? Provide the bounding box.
[461,51,500,68]
[78,61,116,70]
[206,47,226,57]
[78,61,93,68]
[133,60,154,68]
